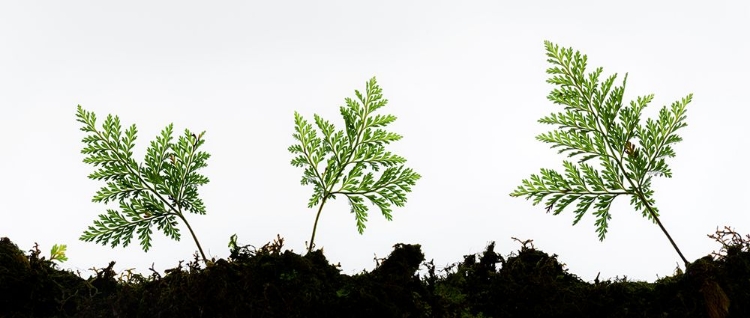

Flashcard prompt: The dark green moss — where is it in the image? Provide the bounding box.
[1,234,748,317]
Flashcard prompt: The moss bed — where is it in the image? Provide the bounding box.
[1,232,749,318]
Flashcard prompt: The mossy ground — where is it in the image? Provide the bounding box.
[1,232,749,318]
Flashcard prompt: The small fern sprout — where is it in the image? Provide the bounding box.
[76,106,211,263]
[510,41,693,267]
[289,77,421,253]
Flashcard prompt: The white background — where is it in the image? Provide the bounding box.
[1,1,748,282]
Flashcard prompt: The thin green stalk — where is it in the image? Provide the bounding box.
[634,189,689,266]
[308,196,329,254]
[176,212,207,263]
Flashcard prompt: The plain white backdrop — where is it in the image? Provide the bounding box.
[1,1,748,282]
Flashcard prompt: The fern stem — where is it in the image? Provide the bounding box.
[635,191,689,266]
[176,213,207,263]
[308,195,329,254]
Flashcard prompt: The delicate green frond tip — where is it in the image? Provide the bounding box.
[49,244,68,263]
[289,77,420,252]
[511,42,692,244]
